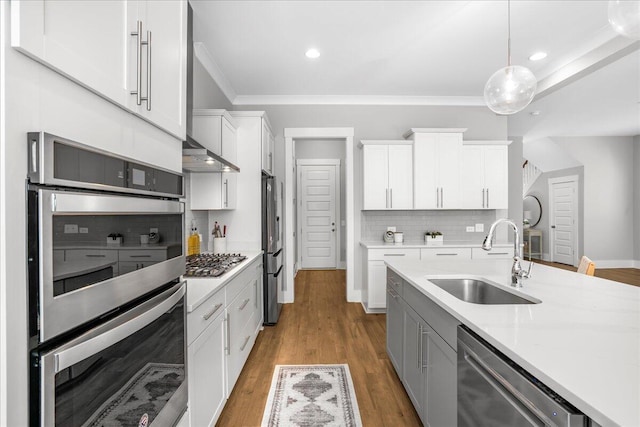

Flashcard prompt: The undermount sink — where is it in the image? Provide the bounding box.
[427,278,540,305]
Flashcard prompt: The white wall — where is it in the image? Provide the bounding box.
[553,136,635,265]
[295,139,346,263]
[0,4,183,424]
[635,136,640,263]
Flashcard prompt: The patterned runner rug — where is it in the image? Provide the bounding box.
[261,364,363,427]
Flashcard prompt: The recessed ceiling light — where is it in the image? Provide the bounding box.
[528,52,548,61]
[530,111,541,116]
[305,48,320,59]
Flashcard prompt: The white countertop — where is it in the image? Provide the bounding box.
[360,240,512,249]
[185,251,263,313]
[384,258,639,427]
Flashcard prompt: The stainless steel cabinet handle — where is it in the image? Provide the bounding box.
[55,284,185,372]
[240,335,251,352]
[390,188,393,209]
[239,298,250,311]
[131,21,143,106]
[385,188,389,208]
[421,328,430,373]
[384,253,405,256]
[416,323,421,370]
[224,313,230,355]
[129,255,151,258]
[482,188,486,208]
[145,30,151,111]
[85,254,106,258]
[436,253,458,256]
[486,188,490,208]
[202,303,223,320]
[487,252,509,256]
[440,187,443,208]
[224,179,229,207]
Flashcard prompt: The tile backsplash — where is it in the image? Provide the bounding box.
[362,210,503,244]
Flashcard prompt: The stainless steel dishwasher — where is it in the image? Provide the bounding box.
[457,326,586,427]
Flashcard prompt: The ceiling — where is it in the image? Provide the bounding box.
[190,0,639,137]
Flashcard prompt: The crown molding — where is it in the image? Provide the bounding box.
[232,94,486,106]
[193,42,237,104]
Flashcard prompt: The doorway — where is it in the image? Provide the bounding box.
[284,128,355,304]
[548,175,579,266]
[297,160,340,269]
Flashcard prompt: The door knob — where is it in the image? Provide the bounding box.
[551,225,556,229]
[332,229,335,232]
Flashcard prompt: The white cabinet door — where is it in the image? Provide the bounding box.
[130,1,187,139]
[11,0,129,107]
[367,261,387,309]
[190,173,222,210]
[459,145,484,209]
[388,145,413,209]
[188,313,227,427]
[413,134,438,209]
[261,120,273,174]
[423,322,457,427]
[403,306,426,421]
[222,117,238,165]
[483,145,509,209]
[437,133,462,209]
[362,145,389,209]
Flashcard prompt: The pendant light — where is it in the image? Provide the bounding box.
[484,0,537,115]
[608,0,640,39]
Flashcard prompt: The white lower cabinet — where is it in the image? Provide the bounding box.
[386,267,459,427]
[363,248,419,311]
[187,257,263,427]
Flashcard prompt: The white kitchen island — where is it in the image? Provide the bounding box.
[384,257,639,427]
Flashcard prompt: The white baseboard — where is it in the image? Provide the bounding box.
[337,261,346,269]
[348,289,362,304]
[360,302,386,314]
[593,259,639,269]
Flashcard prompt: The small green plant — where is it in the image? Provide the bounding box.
[425,231,442,238]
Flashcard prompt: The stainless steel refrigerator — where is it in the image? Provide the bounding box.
[262,174,283,325]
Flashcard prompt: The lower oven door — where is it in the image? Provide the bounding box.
[36,282,187,427]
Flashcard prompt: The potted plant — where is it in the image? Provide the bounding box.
[424,231,443,246]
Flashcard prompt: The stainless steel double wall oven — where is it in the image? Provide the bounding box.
[27,133,187,426]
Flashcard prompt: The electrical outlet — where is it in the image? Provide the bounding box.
[475,223,485,232]
[466,226,475,232]
[387,226,396,232]
[150,228,159,233]
[64,224,78,234]
[79,227,89,234]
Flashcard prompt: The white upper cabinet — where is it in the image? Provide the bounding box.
[406,129,465,209]
[192,110,238,165]
[361,141,413,210]
[261,119,274,175]
[459,142,510,209]
[189,172,237,210]
[11,0,187,139]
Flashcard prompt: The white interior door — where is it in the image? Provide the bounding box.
[299,162,338,269]
[549,177,578,266]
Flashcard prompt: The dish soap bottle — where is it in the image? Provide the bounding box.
[188,225,201,256]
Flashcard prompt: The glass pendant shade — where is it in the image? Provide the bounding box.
[608,0,640,39]
[484,65,537,115]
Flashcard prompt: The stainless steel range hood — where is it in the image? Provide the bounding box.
[182,135,240,172]
[182,4,239,173]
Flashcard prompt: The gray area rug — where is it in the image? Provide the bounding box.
[82,362,184,427]
[262,364,363,427]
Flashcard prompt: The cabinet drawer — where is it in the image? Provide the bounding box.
[386,268,404,297]
[65,249,118,263]
[228,283,254,339]
[471,247,513,259]
[225,258,261,305]
[368,248,420,261]
[187,288,225,345]
[118,249,167,262]
[227,311,257,396]
[403,283,460,350]
[420,248,471,260]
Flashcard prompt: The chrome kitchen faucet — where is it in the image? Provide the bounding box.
[482,218,533,287]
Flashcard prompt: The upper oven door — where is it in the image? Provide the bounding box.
[30,188,185,344]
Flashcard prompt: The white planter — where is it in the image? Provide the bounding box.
[106,236,123,247]
[425,235,444,246]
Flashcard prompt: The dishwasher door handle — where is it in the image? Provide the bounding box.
[463,348,548,426]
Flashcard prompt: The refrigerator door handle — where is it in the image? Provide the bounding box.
[273,248,283,257]
[274,264,284,278]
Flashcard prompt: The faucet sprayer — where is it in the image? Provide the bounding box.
[483,218,533,287]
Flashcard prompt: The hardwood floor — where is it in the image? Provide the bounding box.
[532,259,640,287]
[216,269,421,427]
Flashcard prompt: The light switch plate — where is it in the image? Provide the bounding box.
[475,223,484,232]
[466,226,475,232]
[64,224,78,234]
[79,227,89,234]
[387,226,396,232]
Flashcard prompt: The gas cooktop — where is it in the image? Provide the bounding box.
[184,253,247,278]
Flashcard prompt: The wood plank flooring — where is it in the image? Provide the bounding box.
[216,269,421,427]
[532,259,640,287]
